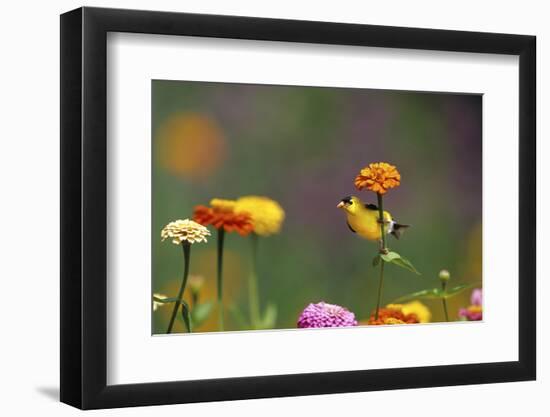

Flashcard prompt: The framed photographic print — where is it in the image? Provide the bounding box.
[60,6,536,409]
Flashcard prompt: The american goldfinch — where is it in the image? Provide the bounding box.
[337,196,409,242]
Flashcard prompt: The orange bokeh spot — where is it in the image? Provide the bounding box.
[156,112,226,180]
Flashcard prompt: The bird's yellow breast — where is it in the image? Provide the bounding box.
[347,210,392,241]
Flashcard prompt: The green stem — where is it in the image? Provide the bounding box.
[375,261,385,320]
[181,304,192,333]
[441,281,449,322]
[248,233,261,329]
[442,299,449,322]
[375,193,387,321]
[217,228,226,331]
[167,242,191,334]
[377,193,387,251]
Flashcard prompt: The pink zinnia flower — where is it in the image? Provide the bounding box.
[470,288,482,306]
[459,288,483,321]
[297,301,358,328]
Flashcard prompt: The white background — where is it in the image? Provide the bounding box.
[0,0,546,415]
[108,34,518,384]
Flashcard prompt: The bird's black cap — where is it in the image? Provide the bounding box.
[341,196,353,204]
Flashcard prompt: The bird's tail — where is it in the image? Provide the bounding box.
[390,223,410,239]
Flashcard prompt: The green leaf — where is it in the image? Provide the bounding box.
[380,251,401,263]
[443,284,473,299]
[390,255,421,275]
[259,303,278,329]
[372,255,381,267]
[394,283,476,303]
[394,288,444,302]
[377,251,420,275]
[153,296,179,303]
[191,301,214,328]
[180,301,192,333]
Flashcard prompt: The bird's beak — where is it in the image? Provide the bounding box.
[337,201,345,209]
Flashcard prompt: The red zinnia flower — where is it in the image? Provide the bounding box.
[193,199,254,236]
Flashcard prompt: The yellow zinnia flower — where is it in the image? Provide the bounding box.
[234,196,285,237]
[383,317,406,325]
[210,198,237,213]
[387,301,432,323]
[354,162,401,195]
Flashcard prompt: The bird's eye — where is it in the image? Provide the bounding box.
[349,201,353,205]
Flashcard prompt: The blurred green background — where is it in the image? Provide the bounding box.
[152,80,482,334]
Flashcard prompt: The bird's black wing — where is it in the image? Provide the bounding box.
[365,203,378,210]
[347,222,356,233]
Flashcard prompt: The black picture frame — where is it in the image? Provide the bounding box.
[60,6,536,410]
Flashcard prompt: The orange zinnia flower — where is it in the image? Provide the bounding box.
[367,306,419,325]
[354,162,401,195]
[193,199,254,236]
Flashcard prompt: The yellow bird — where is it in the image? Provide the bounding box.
[337,195,409,243]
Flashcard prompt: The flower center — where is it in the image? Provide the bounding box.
[322,302,344,317]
